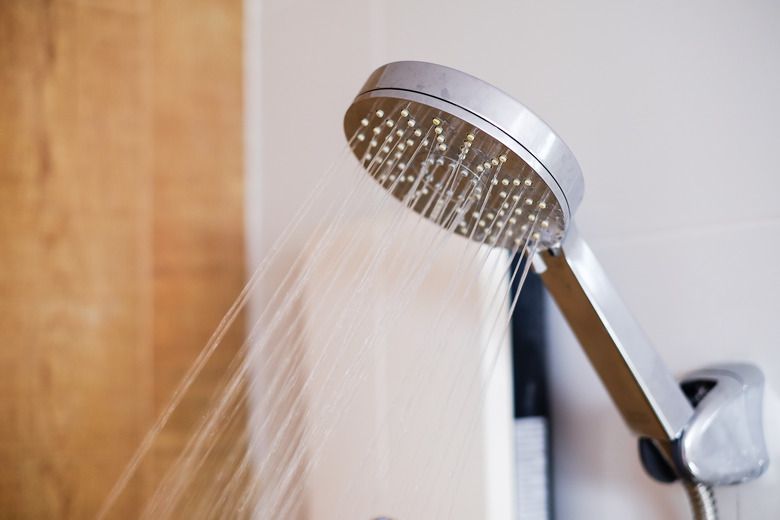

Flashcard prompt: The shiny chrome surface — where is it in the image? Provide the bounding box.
[538,226,694,440]
[677,364,769,485]
[344,61,584,249]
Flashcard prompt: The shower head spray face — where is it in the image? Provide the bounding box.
[344,61,584,250]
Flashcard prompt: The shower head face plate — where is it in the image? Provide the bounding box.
[344,62,584,250]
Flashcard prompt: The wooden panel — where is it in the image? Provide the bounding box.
[0,0,244,518]
[0,3,153,518]
[151,0,245,480]
[153,0,244,412]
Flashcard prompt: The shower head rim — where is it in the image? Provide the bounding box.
[348,87,571,229]
[344,61,584,249]
[353,61,584,223]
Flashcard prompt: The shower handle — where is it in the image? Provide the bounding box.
[536,225,693,441]
[535,225,769,485]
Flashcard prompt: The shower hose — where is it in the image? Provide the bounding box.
[684,481,717,520]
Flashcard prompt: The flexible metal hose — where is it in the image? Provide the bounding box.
[683,481,717,520]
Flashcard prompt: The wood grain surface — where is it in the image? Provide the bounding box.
[0,1,245,517]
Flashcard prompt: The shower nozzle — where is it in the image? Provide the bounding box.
[344,61,768,491]
[344,61,583,250]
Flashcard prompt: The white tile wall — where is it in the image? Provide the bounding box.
[249,0,780,518]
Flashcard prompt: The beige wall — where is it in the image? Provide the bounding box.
[251,1,780,518]
[0,1,244,518]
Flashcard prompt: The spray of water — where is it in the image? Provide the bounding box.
[97,100,550,520]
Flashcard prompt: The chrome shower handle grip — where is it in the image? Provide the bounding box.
[536,225,694,441]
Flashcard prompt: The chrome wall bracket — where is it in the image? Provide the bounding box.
[676,364,768,485]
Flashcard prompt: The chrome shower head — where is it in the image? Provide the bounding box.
[343,61,584,250]
[343,62,769,493]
